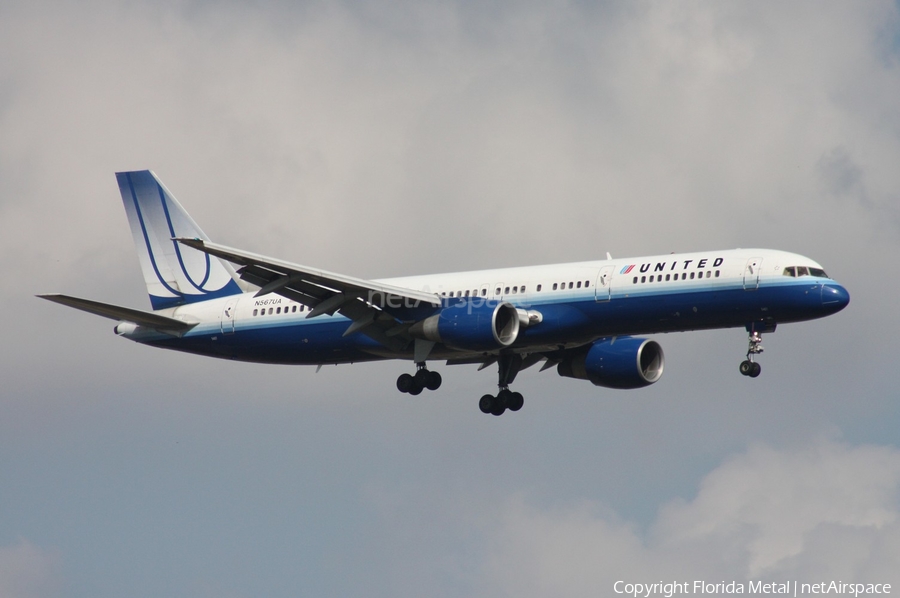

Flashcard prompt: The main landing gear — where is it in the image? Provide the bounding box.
[396,362,442,395]
[739,329,763,378]
[478,354,525,416]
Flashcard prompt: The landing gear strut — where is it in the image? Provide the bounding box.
[739,330,763,378]
[397,362,442,395]
[478,354,525,416]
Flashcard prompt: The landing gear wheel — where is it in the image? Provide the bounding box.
[739,360,753,376]
[749,362,761,378]
[397,373,414,393]
[492,389,511,416]
[507,391,524,412]
[408,381,423,396]
[479,394,494,414]
[425,370,442,391]
[413,369,430,387]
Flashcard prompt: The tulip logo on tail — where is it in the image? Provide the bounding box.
[117,170,242,310]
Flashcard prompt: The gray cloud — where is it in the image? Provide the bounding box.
[478,438,900,596]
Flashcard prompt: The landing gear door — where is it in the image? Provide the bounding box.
[595,265,614,302]
[221,298,238,334]
[743,257,763,290]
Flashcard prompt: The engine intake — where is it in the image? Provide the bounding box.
[557,337,664,389]
[409,301,520,351]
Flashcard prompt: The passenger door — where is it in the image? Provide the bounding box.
[595,265,614,302]
[743,257,763,290]
[221,298,238,334]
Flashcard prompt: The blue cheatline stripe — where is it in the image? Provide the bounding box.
[155,180,212,291]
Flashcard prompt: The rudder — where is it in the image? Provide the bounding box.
[116,170,243,310]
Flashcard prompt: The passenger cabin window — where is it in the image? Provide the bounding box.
[553,283,558,290]
[537,284,542,292]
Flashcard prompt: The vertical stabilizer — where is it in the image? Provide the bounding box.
[116,170,243,310]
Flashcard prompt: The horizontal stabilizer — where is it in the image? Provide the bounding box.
[37,294,197,335]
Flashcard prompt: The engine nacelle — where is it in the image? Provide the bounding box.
[409,301,520,351]
[557,337,664,389]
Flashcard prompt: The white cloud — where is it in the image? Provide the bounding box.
[0,540,60,598]
[479,438,900,597]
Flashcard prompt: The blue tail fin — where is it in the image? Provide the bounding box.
[116,170,244,310]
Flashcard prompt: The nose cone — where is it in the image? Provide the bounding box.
[821,283,850,313]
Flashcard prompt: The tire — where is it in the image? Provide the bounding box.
[739,360,753,376]
[425,370,442,391]
[479,394,494,414]
[493,390,510,416]
[408,381,423,396]
[507,392,524,412]
[749,362,762,378]
[397,373,414,393]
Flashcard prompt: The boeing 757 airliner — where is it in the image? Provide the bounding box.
[40,170,850,415]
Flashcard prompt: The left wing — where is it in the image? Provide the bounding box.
[176,238,441,350]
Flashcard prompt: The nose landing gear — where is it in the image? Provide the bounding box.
[739,330,764,378]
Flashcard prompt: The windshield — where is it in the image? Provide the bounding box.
[783,266,828,278]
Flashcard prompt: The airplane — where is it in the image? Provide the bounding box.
[39,170,850,416]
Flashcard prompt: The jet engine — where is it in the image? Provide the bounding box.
[557,337,664,389]
[409,301,520,351]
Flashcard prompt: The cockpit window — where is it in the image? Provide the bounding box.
[784,265,828,278]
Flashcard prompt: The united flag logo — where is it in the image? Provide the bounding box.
[620,264,635,274]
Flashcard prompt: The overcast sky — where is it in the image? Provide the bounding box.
[2,1,900,597]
